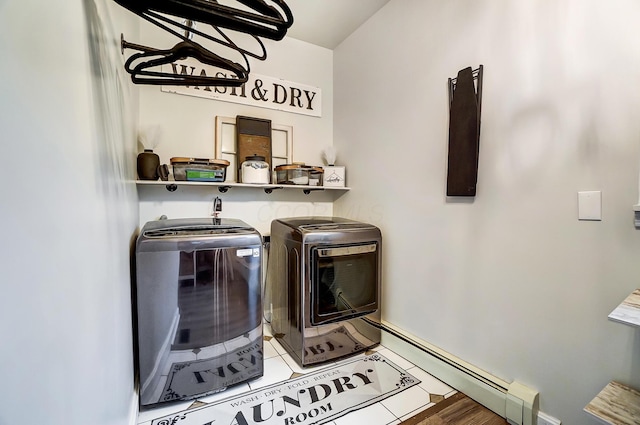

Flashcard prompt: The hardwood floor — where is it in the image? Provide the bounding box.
[400,392,509,425]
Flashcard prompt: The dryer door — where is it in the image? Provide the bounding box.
[310,242,379,326]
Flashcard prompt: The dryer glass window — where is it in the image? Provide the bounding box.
[311,243,379,325]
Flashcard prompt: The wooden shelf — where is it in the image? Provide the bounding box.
[608,289,640,328]
[585,381,640,425]
[585,291,640,424]
[136,180,350,195]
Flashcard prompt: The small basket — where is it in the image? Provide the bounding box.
[170,157,230,182]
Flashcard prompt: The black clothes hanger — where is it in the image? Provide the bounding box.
[143,11,268,62]
[112,0,294,87]
[122,37,248,86]
[113,0,293,41]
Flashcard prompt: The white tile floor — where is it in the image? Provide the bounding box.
[137,325,457,425]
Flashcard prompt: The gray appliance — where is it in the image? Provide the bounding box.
[134,218,263,408]
[267,217,382,367]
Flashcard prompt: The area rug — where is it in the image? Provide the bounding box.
[151,353,420,425]
[161,340,263,403]
[297,325,366,365]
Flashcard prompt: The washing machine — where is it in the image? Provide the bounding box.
[134,217,263,408]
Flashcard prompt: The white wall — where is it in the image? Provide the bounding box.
[136,22,335,234]
[0,1,139,424]
[334,1,640,424]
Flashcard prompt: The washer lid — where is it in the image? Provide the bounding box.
[141,217,256,238]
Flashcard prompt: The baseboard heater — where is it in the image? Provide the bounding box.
[380,320,539,425]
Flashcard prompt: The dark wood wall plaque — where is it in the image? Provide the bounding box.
[235,116,272,183]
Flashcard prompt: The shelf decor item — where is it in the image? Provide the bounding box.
[240,155,270,184]
[323,166,345,187]
[170,157,229,182]
[274,163,324,185]
[322,147,345,187]
[137,125,163,180]
[236,116,272,183]
[137,149,160,180]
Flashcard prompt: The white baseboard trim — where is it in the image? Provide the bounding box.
[380,320,539,425]
[536,410,562,425]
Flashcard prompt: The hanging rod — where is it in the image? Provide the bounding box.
[121,34,150,55]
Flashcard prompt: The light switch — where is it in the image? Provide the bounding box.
[578,191,602,221]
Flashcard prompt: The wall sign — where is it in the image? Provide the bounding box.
[161,59,322,117]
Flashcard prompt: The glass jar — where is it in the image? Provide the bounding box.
[308,167,324,186]
[275,164,309,185]
[241,155,270,184]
